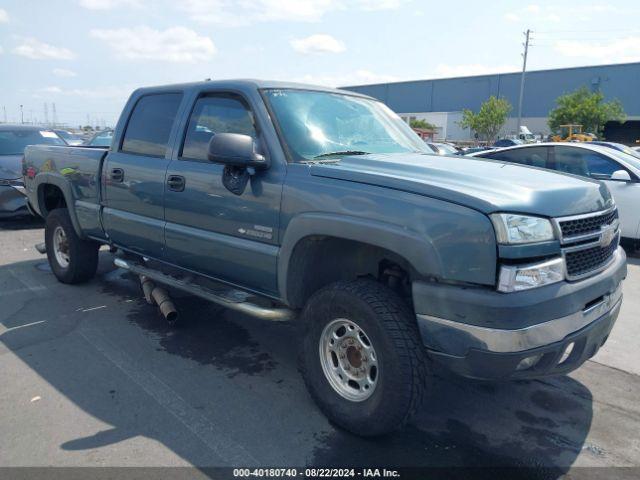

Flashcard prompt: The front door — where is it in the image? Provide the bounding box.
[163,92,284,296]
[102,92,184,258]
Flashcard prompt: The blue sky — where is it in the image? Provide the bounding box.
[0,0,638,126]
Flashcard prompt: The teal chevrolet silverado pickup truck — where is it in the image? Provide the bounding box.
[22,80,626,436]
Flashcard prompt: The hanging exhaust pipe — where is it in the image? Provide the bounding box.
[138,274,178,324]
[140,275,155,305]
[151,285,178,324]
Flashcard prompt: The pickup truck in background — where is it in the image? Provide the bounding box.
[22,80,626,436]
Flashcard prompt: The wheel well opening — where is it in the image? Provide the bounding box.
[286,236,414,309]
[39,184,67,217]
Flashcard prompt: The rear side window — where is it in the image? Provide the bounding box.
[181,94,256,161]
[484,147,549,168]
[121,93,183,157]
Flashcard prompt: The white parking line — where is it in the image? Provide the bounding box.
[0,320,46,335]
[78,326,260,466]
[81,305,107,312]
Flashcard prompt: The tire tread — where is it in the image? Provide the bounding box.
[299,279,428,436]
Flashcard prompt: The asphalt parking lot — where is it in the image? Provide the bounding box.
[1,218,639,476]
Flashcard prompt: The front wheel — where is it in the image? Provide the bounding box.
[45,208,99,284]
[299,279,428,436]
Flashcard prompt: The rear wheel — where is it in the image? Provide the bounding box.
[45,208,99,284]
[299,279,428,436]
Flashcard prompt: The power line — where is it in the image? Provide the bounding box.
[534,28,640,34]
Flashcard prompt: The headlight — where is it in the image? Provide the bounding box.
[498,257,565,292]
[491,213,555,244]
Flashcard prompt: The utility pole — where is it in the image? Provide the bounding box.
[44,103,49,125]
[517,29,531,135]
[52,103,58,127]
[2,105,6,123]
[20,105,24,124]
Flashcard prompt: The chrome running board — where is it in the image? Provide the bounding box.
[114,257,294,322]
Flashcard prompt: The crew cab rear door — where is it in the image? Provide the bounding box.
[102,92,184,258]
[163,90,285,296]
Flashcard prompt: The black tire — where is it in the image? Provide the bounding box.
[299,279,428,436]
[45,208,99,284]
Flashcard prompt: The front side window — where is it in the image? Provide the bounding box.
[181,94,256,161]
[121,93,183,157]
[263,89,428,162]
[483,147,549,169]
[553,147,620,179]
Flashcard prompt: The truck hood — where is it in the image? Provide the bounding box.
[309,153,613,217]
[0,154,23,180]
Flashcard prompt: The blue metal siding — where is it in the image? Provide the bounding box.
[386,81,432,112]
[345,62,640,117]
[431,75,498,112]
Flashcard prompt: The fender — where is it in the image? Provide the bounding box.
[277,212,444,304]
[34,172,85,238]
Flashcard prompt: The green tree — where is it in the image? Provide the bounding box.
[458,96,512,143]
[409,119,437,130]
[548,86,625,135]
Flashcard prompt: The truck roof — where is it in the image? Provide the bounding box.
[131,79,373,99]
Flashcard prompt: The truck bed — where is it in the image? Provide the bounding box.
[23,145,109,238]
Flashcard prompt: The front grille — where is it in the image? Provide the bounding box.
[559,209,618,239]
[565,235,618,278]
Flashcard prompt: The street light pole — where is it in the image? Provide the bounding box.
[20,104,24,124]
[517,29,531,135]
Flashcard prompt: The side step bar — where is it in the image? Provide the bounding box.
[114,258,294,322]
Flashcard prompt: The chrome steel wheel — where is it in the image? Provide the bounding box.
[52,225,70,268]
[319,318,378,402]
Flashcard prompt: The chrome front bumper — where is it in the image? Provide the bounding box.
[417,284,622,355]
[413,246,626,380]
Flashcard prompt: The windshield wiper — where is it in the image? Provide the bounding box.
[313,150,370,159]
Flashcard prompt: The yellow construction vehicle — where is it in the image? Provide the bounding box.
[551,124,593,142]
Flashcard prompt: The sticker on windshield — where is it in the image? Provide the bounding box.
[40,131,58,138]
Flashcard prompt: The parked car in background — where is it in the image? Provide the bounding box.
[54,129,84,146]
[84,129,114,147]
[493,138,523,148]
[0,125,65,219]
[460,146,494,155]
[473,143,640,244]
[425,142,459,155]
[589,141,640,160]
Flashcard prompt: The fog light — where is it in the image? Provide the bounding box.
[559,342,575,364]
[516,354,543,371]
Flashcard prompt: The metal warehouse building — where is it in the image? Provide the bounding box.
[343,62,640,143]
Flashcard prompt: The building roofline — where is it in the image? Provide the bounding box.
[341,61,640,89]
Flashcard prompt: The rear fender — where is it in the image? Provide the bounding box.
[34,173,84,238]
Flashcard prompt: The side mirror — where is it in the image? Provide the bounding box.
[207,133,269,170]
[610,170,632,182]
